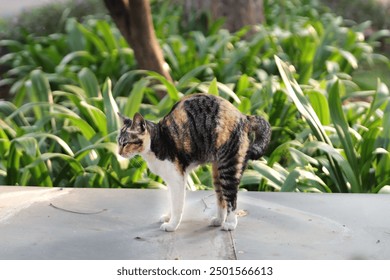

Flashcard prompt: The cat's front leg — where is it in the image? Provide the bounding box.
[159,187,171,223]
[160,170,186,232]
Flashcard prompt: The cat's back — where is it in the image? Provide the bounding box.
[163,93,244,131]
[159,94,246,159]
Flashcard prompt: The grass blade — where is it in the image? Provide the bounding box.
[329,80,362,192]
[78,68,101,98]
[124,79,149,118]
[102,78,120,142]
[275,55,348,192]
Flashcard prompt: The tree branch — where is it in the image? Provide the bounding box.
[104,0,172,86]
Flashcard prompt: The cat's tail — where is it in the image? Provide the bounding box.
[246,115,271,160]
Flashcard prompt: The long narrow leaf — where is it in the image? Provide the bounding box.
[329,81,361,192]
[146,71,180,101]
[102,78,120,142]
[78,68,101,98]
[124,79,149,118]
[275,56,348,192]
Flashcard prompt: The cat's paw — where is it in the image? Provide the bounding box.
[159,214,170,223]
[160,222,178,232]
[209,217,223,227]
[221,214,238,231]
[221,221,237,231]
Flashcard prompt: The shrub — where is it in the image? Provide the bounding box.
[1,0,389,192]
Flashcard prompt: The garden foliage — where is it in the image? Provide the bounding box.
[0,0,389,192]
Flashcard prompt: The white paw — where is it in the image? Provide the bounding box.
[209,217,223,227]
[222,221,237,231]
[159,214,170,223]
[160,222,178,232]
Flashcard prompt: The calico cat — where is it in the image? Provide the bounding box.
[117,93,271,231]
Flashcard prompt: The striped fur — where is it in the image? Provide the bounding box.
[118,93,271,231]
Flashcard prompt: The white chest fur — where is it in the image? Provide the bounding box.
[142,152,178,183]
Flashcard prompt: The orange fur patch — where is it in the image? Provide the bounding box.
[215,100,244,149]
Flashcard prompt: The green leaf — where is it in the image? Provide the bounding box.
[102,78,120,141]
[281,170,300,192]
[217,82,241,104]
[23,153,83,179]
[251,160,286,190]
[177,64,215,89]
[208,78,219,95]
[6,141,22,185]
[147,71,180,102]
[96,20,118,50]
[236,74,250,95]
[24,132,74,156]
[113,71,142,98]
[329,81,361,192]
[79,101,107,135]
[30,69,52,103]
[307,141,360,192]
[77,22,108,53]
[25,70,53,121]
[275,56,330,144]
[377,101,390,184]
[58,51,96,67]
[307,90,330,125]
[240,169,264,186]
[275,55,348,192]
[54,113,95,140]
[78,68,100,98]
[0,101,29,126]
[74,142,118,162]
[124,79,149,118]
[60,85,87,98]
[8,137,52,186]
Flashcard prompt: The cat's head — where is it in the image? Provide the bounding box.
[117,112,151,158]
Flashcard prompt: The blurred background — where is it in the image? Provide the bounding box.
[0,0,389,194]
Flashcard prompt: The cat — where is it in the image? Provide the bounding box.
[117,93,271,232]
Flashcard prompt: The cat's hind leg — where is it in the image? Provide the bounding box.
[211,155,247,231]
[210,163,227,227]
[210,162,239,231]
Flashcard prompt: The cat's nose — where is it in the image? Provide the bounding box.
[118,146,123,155]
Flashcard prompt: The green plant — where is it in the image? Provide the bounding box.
[0,17,134,102]
[240,56,390,193]
[1,0,389,192]
[1,69,162,188]
[321,0,390,30]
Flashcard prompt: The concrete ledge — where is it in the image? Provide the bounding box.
[0,186,389,260]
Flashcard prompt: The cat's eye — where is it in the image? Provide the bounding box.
[122,140,142,147]
[121,142,129,147]
[130,140,142,145]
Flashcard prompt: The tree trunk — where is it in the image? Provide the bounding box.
[183,0,264,33]
[104,0,172,84]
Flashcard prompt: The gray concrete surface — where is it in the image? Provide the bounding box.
[0,186,389,260]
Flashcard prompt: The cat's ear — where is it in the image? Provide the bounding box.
[117,112,132,126]
[132,112,146,133]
